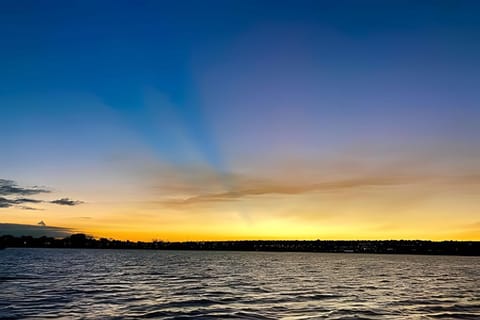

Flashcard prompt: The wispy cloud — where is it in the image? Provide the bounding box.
[160,174,416,207]
[13,198,43,204]
[0,197,42,208]
[0,179,84,210]
[0,179,49,196]
[158,172,480,208]
[19,206,44,211]
[0,197,13,208]
[50,198,83,206]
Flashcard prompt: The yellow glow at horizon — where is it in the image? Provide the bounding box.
[2,170,480,241]
[3,196,479,242]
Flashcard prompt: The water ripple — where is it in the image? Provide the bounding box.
[1,249,479,319]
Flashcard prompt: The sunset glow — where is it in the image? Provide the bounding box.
[1,1,479,241]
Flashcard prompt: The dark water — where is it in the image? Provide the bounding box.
[1,249,479,319]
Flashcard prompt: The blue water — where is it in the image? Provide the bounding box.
[1,249,479,319]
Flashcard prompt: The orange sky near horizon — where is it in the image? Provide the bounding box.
[2,160,479,241]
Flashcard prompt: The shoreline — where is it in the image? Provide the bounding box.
[2,235,479,256]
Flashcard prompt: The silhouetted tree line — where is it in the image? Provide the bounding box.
[0,234,479,255]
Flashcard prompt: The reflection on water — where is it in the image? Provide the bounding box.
[0,249,479,319]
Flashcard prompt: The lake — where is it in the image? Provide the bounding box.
[1,249,479,319]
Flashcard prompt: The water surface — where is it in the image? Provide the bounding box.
[1,249,479,319]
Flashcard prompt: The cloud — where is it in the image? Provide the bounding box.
[0,179,49,196]
[160,174,415,207]
[19,206,44,211]
[0,197,12,208]
[166,185,315,206]
[50,198,83,206]
[158,172,480,208]
[0,223,74,238]
[0,179,84,210]
[13,198,43,204]
[0,196,45,208]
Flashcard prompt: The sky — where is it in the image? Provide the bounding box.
[1,0,480,241]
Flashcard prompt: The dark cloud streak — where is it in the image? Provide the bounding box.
[0,196,43,208]
[50,198,83,206]
[0,179,50,196]
[0,179,84,210]
[13,198,43,204]
[0,197,12,208]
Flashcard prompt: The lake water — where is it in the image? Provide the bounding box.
[0,249,479,319]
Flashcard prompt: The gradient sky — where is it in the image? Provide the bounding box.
[1,0,480,241]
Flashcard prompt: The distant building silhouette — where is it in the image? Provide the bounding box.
[0,234,479,256]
